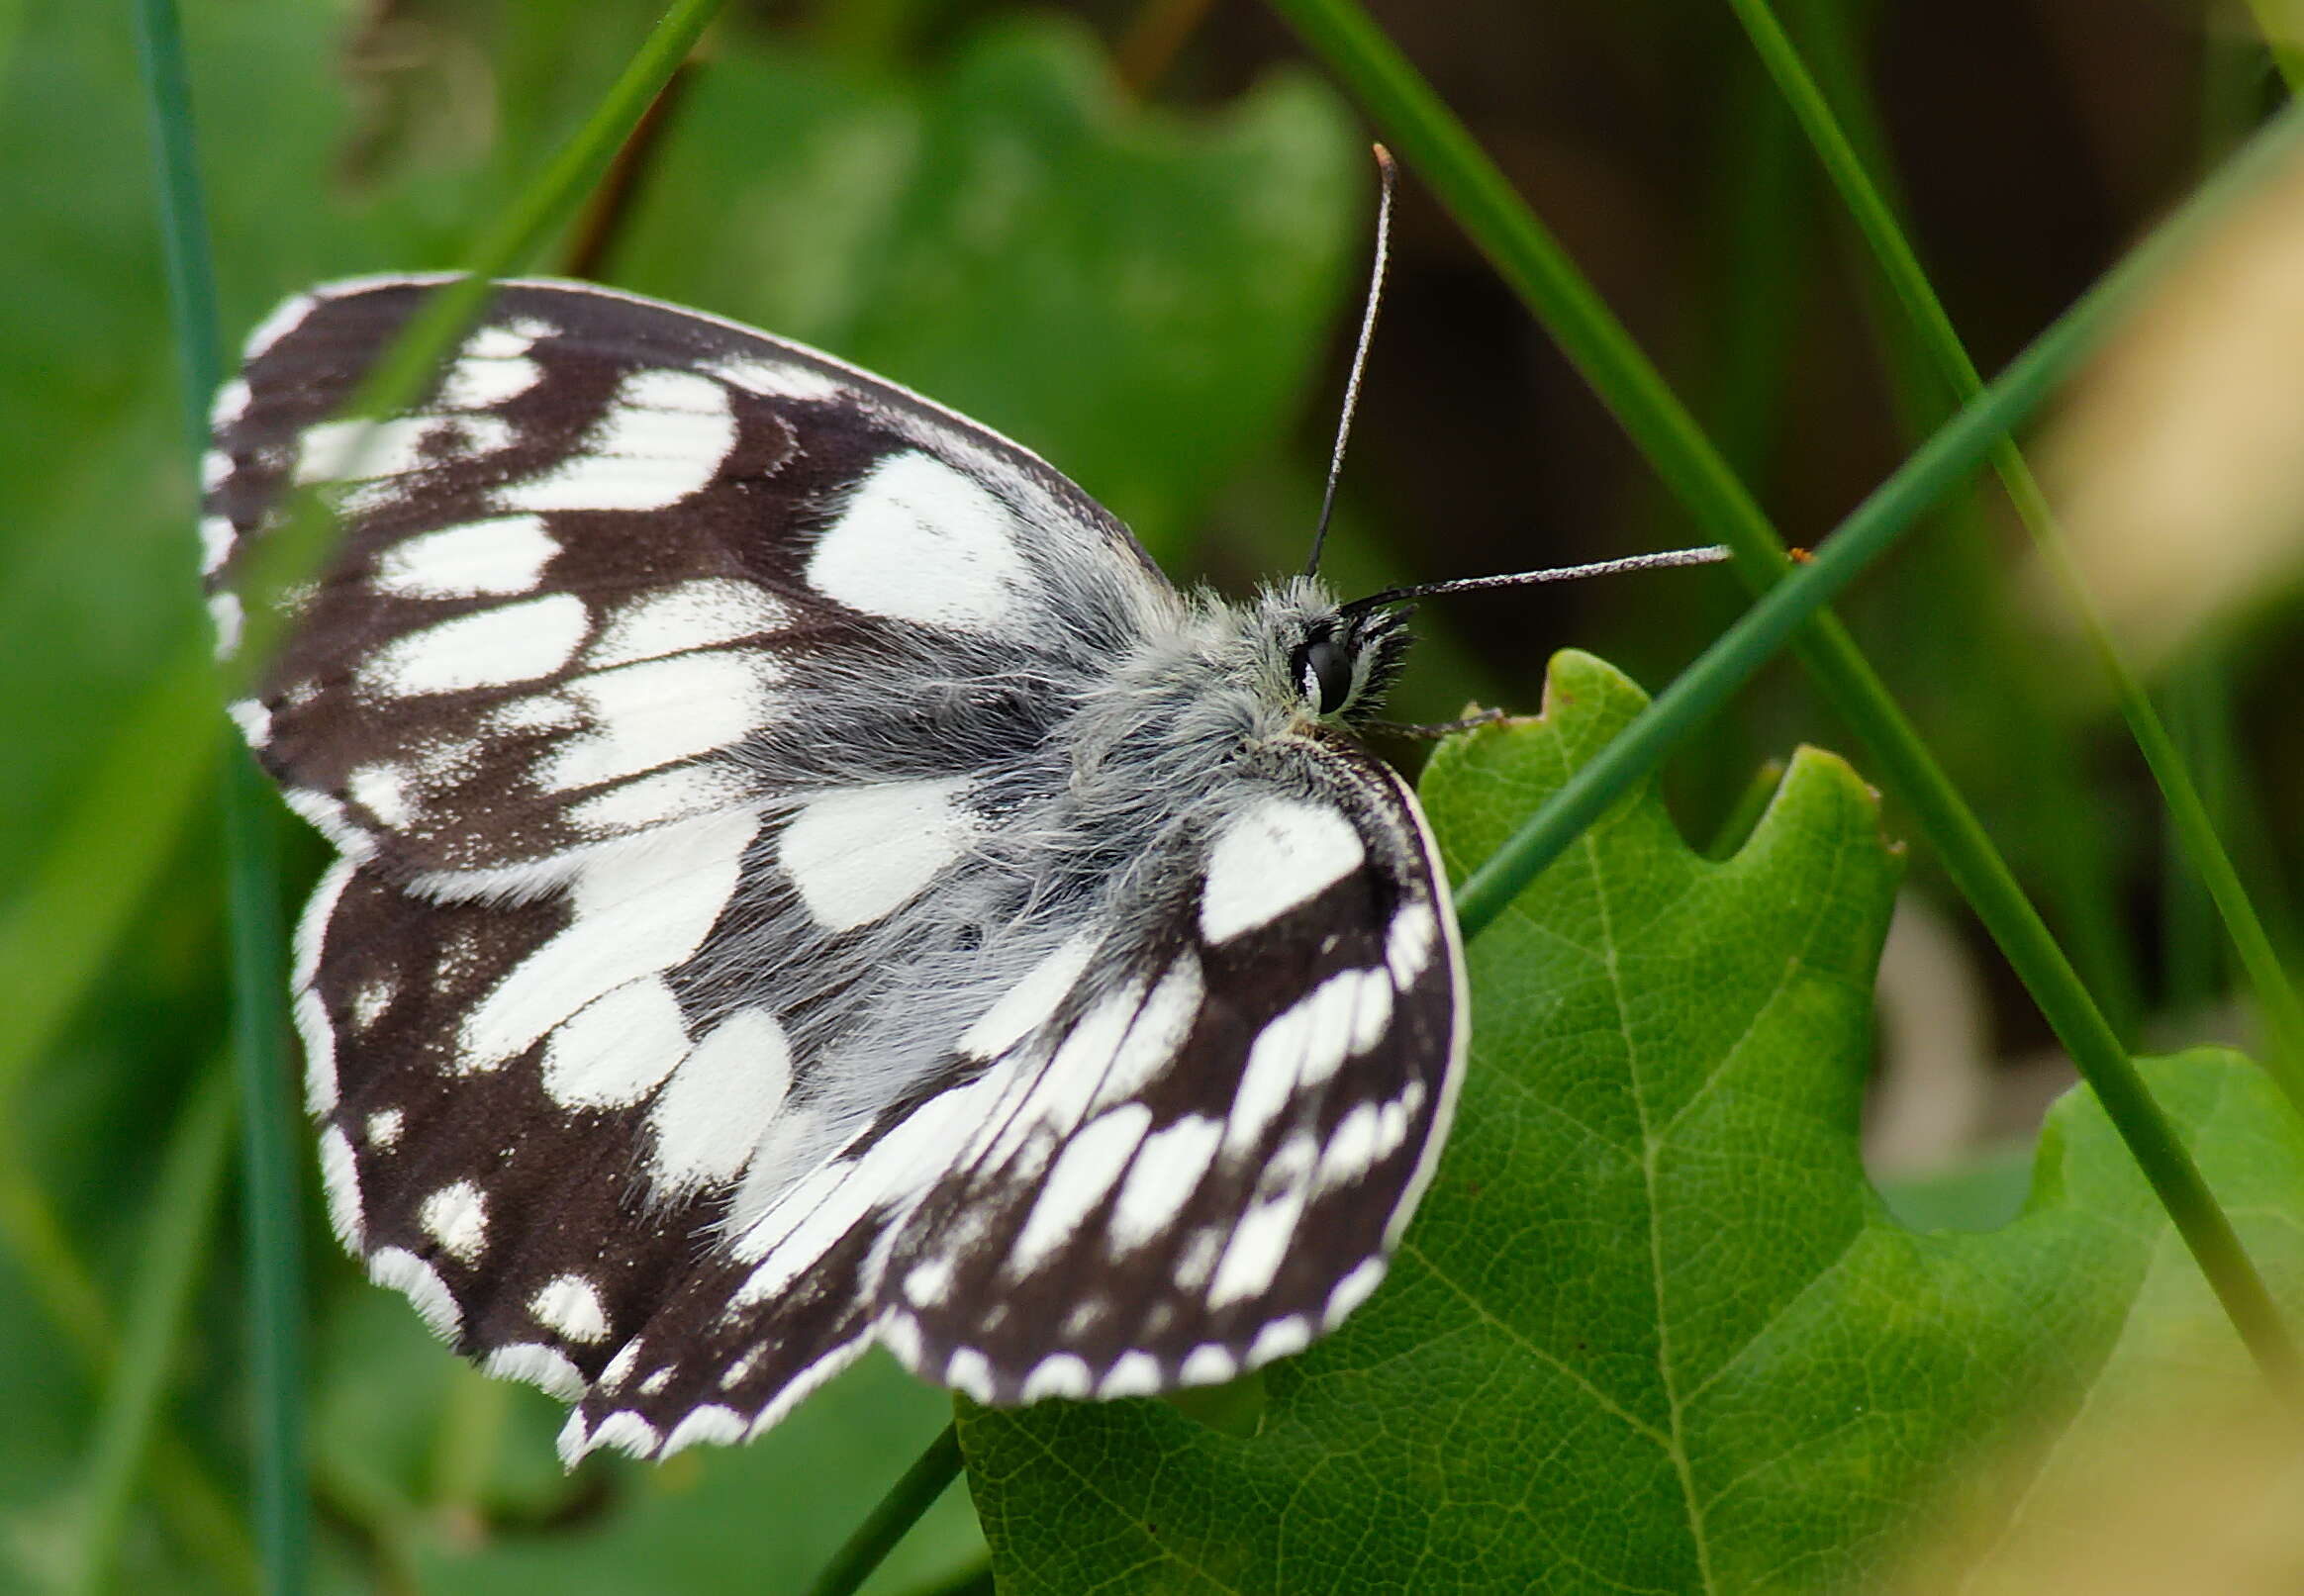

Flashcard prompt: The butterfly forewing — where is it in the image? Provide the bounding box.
[206,276,1168,874]
[207,276,1468,1461]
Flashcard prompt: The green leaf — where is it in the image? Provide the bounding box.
[960,651,2304,1594]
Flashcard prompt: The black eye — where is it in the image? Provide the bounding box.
[1296,634,1355,714]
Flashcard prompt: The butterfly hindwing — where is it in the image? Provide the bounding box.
[876,739,1465,1405]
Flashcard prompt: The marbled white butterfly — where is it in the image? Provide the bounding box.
[202,257,1706,1464]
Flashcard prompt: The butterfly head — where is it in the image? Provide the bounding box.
[1254,579,1412,728]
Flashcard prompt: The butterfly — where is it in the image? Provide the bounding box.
[201,272,1467,1463]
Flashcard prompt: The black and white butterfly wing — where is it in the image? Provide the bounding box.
[206,276,1168,875]
[874,739,1465,1405]
[551,736,1463,1455]
[205,276,1467,1462]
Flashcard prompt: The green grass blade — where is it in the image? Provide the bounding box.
[1786,0,2145,1040]
[220,751,306,1596]
[63,1058,237,1596]
[232,0,727,688]
[802,1422,965,1596]
[1270,0,2304,1392]
[1725,0,2304,1112]
[131,0,313,1588]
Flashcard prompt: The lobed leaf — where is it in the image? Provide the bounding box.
[961,651,2304,1594]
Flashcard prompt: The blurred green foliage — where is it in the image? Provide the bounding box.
[8,0,2304,1591]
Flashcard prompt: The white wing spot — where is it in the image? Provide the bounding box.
[345,762,416,829]
[463,811,755,1069]
[1323,1258,1387,1326]
[1315,1102,1383,1192]
[372,516,559,600]
[418,1179,490,1264]
[1179,1345,1237,1386]
[358,593,589,698]
[1249,1315,1312,1367]
[482,1343,586,1399]
[806,450,1040,633]
[589,1411,660,1458]
[436,350,542,410]
[663,1405,747,1456]
[540,977,693,1108]
[585,579,791,669]
[208,592,243,658]
[296,415,512,485]
[294,862,357,1112]
[903,1257,953,1308]
[1207,1134,1318,1309]
[1200,798,1365,944]
[1386,901,1440,986]
[779,778,977,932]
[1099,1352,1164,1398]
[957,931,1098,1059]
[226,699,272,748]
[878,1312,924,1371]
[1008,1104,1152,1278]
[530,1273,611,1344]
[601,1341,644,1391]
[1173,1227,1224,1291]
[1086,956,1204,1114]
[199,515,235,575]
[364,1107,405,1149]
[496,368,734,512]
[945,1348,997,1403]
[370,1247,461,1340]
[1227,969,1392,1155]
[1019,1355,1093,1402]
[210,376,251,426]
[1107,1113,1223,1255]
[318,1126,363,1248]
[648,1007,793,1188]
[706,354,844,402]
[539,649,781,793]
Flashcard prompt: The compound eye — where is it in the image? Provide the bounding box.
[1297,635,1356,715]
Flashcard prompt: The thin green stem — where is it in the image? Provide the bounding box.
[233,0,728,688]
[1270,0,2304,1392]
[1788,0,2143,1040]
[132,0,313,1588]
[64,1060,237,1596]
[222,751,307,1596]
[1725,0,2304,1109]
[802,1422,965,1596]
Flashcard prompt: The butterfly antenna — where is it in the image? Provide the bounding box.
[1338,544,1734,615]
[1305,144,1397,580]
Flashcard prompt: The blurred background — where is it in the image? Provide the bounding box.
[4,0,2302,1588]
